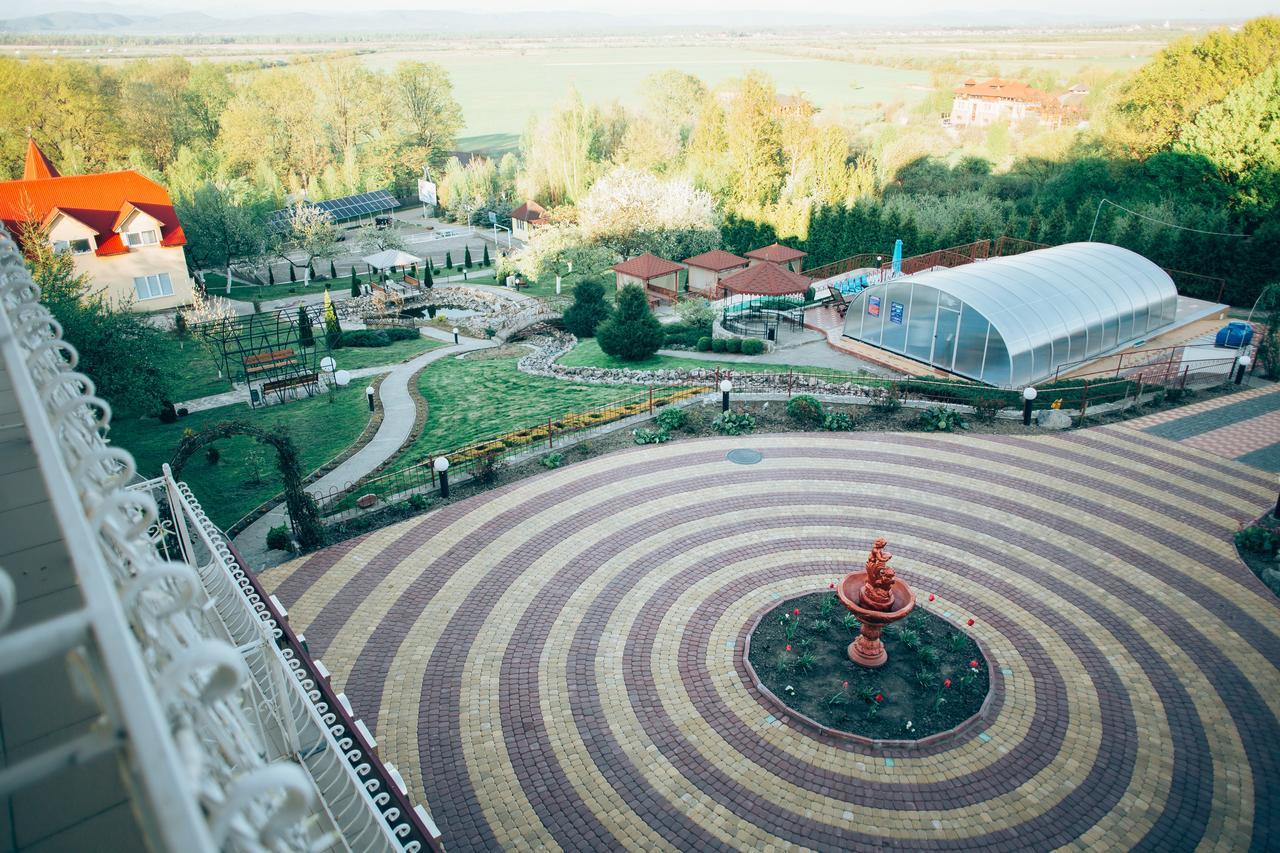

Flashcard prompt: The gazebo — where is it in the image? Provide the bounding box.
[682,250,749,299]
[362,248,425,279]
[746,242,808,273]
[718,263,813,342]
[611,253,685,305]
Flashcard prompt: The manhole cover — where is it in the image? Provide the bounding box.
[726,448,763,465]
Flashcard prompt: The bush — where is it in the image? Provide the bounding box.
[740,338,765,355]
[158,400,178,423]
[970,396,1004,423]
[713,410,756,435]
[562,278,612,338]
[725,337,743,354]
[696,336,712,352]
[674,297,716,330]
[711,338,727,353]
[656,406,688,431]
[872,386,902,414]
[174,310,187,336]
[266,525,292,552]
[541,452,565,469]
[633,427,670,444]
[406,493,430,511]
[662,322,706,349]
[1235,525,1278,555]
[823,411,855,431]
[176,407,189,417]
[341,329,392,348]
[918,405,964,432]
[205,446,220,465]
[596,284,664,360]
[786,394,825,427]
[804,286,816,302]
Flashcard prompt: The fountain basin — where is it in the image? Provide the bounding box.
[837,570,916,667]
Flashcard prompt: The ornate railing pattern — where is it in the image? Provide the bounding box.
[0,229,440,852]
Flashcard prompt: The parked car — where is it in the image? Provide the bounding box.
[1214,321,1254,348]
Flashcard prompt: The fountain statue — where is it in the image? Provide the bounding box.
[836,538,917,668]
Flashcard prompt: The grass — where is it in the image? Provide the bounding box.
[108,385,372,530]
[395,350,648,469]
[202,272,345,303]
[558,338,861,377]
[328,335,445,370]
[154,333,233,405]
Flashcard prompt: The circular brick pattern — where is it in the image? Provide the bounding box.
[263,427,1280,850]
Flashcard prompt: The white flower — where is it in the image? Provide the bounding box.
[905,721,914,730]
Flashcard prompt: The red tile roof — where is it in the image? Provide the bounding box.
[682,249,748,271]
[511,200,547,224]
[745,242,807,263]
[954,78,1050,104]
[0,150,186,256]
[23,138,59,181]
[719,263,811,297]
[611,252,683,280]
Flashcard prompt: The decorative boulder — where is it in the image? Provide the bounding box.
[1035,409,1073,430]
[356,494,378,509]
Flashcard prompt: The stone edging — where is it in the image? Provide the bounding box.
[738,593,997,750]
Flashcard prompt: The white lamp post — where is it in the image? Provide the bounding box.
[1022,386,1037,426]
[1235,355,1251,385]
[720,378,733,412]
[433,455,450,498]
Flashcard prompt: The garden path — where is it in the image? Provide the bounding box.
[260,430,1279,851]
[1117,380,1280,472]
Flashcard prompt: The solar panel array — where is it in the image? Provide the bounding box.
[268,190,399,229]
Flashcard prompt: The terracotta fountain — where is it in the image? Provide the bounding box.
[836,538,916,668]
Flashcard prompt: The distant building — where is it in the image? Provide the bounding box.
[745,242,807,274]
[611,252,684,304]
[510,200,548,242]
[0,138,194,312]
[947,78,1053,128]
[682,249,748,299]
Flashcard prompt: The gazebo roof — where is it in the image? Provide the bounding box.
[611,252,683,280]
[719,263,812,296]
[682,249,749,271]
[745,242,807,263]
[361,249,424,269]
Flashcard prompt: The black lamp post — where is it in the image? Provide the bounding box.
[720,379,733,412]
[366,385,376,412]
[434,456,450,498]
[1022,386,1037,426]
[1234,355,1250,385]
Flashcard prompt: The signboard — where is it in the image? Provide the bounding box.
[889,301,904,325]
[867,295,881,317]
[417,178,437,207]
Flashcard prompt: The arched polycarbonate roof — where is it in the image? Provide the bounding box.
[911,243,1176,368]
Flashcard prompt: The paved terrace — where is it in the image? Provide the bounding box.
[261,428,1279,851]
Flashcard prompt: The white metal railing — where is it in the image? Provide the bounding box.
[0,229,437,852]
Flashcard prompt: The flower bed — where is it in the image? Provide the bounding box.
[745,591,989,742]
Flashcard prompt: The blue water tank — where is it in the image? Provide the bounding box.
[1214,321,1254,348]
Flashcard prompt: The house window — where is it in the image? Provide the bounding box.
[53,238,93,255]
[125,230,159,248]
[133,272,173,300]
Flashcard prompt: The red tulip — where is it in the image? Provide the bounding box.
[785,645,792,652]
[928,594,935,602]
[874,693,884,703]
[793,608,800,616]
[970,659,979,669]
[829,583,836,589]
[943,679,952,688]
[842,681,848,689]
[966,619,975,626]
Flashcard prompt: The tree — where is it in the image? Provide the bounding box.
[482,244,491,266]
[176,181,267,294]
[561,278,612,338]
[350,268,360,298]
[576,166,720,259]
[330,258,338,278]
[424,263,434,289]
[596,284,664,360]
[724,72,786,209]
[322,289,342,348]
[394,61,464,169]
[464,246,473,268]
[297,305,315,348]
[445,250,453,270]
[279,203,339,288]
[355,222,408,254]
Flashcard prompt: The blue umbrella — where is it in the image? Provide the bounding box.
[891,239,903,276]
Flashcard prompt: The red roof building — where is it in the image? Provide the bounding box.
[719,263,812,297]
[0,139,193,311]
[947,78,1062,128]
[682,250,749,299]
[745,243,807,273]
[611,252,684,304]
[510,200,548,242]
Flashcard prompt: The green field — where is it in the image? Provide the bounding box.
[152,333,234,406]
[109,385,372,529]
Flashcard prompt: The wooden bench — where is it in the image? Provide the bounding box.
[244,348,298,374]
[262,372,319,399]
[403,275,421,288]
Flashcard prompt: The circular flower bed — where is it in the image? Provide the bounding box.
[745,591,990,742]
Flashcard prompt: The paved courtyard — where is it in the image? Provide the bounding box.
[262,427,1280,851]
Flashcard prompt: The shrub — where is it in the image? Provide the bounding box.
[382,327,419,342]
[541,452,564,469]
[696,336,712,352]
[596,284,664,361]
[711,338,727,353]
[297,306,315,348]
[205,446,220,465]
[656,406,688,431]
[1235,525,1278,555]
[823,410,855,431]
[266,525,292,552]
[174,310,187,336]
[725,337,742,354]
[872,386,902,414]
[804,286,816,302]
[341,329,392,348]
[406,493,430,511]
[662,322,705,349]
[740,338,765,355]
[472,452,500,485]
[562,278,611,338]
[176,407,189,417]
[970,396,1004,423]
[633,427,670,444]
[713,410,756,435]
[786,394,825,427]
[918,405,964,432]
[158,400,178,423]
[674,297,716,330]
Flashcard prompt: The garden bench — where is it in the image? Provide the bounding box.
[261,372,319,399]
[244,348,299,374]
[403,275,421,289]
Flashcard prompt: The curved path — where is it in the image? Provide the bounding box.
[260,427,1279,850]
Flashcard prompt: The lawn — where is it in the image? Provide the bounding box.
[202,271,346,303]
[328,334,446,371]
[558,338,860,378]
[395,350,648,469]
[153,332,233,406]
[108,385,372,530]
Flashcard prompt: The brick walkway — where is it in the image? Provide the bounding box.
[1117,383,1280,473]
[261,430,1280,851]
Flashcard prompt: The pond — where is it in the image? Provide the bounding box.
[402,306,482,321]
